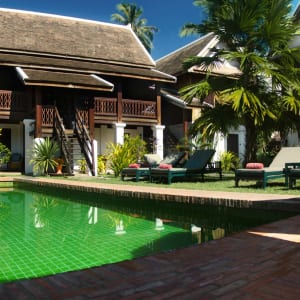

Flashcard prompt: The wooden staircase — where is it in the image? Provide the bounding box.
[53,108,95,175]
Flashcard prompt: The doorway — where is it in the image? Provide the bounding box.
[0,128,11,149]
[227,134,238,156]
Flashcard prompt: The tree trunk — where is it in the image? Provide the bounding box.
[244,118,258,165]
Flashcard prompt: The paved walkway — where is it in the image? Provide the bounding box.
[1,177,300,299]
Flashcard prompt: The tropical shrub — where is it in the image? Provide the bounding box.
[0,142,11,165]
[97,155,107,175]
[220,151,240,171]
[107,134,146,177]
[77,158,87,174]
[30,137,60,175]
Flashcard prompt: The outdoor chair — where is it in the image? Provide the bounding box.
[121,152,187,182]
[150,149,219,184]
[7,153,23,171]
[235,147,300,188]
[285,162,300,189]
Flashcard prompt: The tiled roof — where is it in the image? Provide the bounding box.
[0,8,176,88]
[156,33,215,76]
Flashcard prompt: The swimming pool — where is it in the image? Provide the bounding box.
[0,183,296,283]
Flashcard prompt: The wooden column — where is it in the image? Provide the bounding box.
[183,110,188,138]
[89,99,95,139]
[35,87,42,138]
[156,84,161,125]
[117,83,123,122]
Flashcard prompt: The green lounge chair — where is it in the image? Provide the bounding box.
[285,162,300,188]
[121,152,187,182]
[150,149,217,184]
[235,147,300,188]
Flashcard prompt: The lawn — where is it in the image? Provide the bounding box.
[43,171,300,196]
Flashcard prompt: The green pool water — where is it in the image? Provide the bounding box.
[0,184,296,283]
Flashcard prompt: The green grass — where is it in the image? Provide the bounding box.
[40,172,300,196]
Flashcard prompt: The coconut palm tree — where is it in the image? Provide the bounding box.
[180,0,300,163]
[111,3,158,53]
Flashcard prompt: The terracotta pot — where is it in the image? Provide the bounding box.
[56,164,63,174]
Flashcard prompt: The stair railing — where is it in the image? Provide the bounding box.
[74,109,95,175]
[53,107,73,174]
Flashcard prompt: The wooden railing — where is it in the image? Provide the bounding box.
[53,108,72,174]
[0,90,28,111]
[94,97,117,116]
[123,99,156,118]
[42,105,55,127]
[94,97,157,119]
[75,109,95,176]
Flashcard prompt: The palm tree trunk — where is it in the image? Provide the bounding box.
[244,119,258,165]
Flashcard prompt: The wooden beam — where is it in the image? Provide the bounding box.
[35,87,42,138]
[117,83,123,123]
[156,84,161,125]
[89,100,95,139]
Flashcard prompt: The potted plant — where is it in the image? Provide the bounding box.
[54,158,65,174]
[30,137,60,175]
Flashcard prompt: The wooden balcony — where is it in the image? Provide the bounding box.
[0,90,30,120]
[39,97,158,136]
[94,97,158,124]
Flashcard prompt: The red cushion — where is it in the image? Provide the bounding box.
[246,162,264,169]
[159,163,172,169]
[128,163,140,168]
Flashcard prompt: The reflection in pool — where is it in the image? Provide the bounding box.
[0,184,295,283]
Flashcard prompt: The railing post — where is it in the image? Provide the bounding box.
[35,88,42,138]
[156,85,161,125]
[117,83,123,122]
[89,103,95,139]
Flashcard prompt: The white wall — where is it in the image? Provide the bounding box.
[0,123,23,154]
[213,125,246,161]
[286,129,300,146]
[94,125,140,156]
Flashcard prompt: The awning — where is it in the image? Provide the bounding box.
[15,67,114,91]
[160,89,202,109]
[160,89,189,109]
[0,52,176,83]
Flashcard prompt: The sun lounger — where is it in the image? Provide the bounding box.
[150,149,218,184]
[235,147,300,188]
[121,152,187,182]
[285,162,300,188]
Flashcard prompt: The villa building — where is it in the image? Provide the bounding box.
[156,33,245,161]
[0,8,175,175]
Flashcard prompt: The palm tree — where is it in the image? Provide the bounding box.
[180,0,300,163]
[111,3,158,53]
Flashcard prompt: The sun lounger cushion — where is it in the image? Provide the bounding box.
[129,163,140,168]
[159,164,172,169]
[246,162,264,169]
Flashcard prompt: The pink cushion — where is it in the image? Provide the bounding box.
[159,164,172,169]
[129,163,140,168]
[246,162,264,169]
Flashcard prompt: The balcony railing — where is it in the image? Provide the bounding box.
[41,105,55,127]
[0,90,28,112]
[94,97,157,119]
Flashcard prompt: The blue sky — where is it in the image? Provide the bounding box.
[0,0,299,60]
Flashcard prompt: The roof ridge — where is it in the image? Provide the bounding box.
[156,32,215,62]
[0,7,129,30]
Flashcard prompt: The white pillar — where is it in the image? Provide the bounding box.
[152,125,165,159]
[114,122,126,145]
[93,139,98,177]
[214,132,225,161]
[23,119,35,175]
